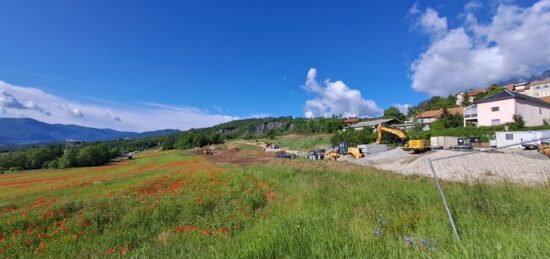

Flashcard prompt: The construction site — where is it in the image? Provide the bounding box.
[235,123,550,186]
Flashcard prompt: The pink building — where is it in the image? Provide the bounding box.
[464,90,550,127]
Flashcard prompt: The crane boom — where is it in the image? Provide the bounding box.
[375,124,429,153]
[376,124,407,144]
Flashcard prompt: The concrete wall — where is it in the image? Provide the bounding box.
[477,99,515,126]
[515,99,550,127]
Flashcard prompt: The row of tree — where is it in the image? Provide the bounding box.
[0,137,163,173]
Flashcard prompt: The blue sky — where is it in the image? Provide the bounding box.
[0,0,547,131]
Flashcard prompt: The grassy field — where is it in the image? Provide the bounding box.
[271,134,332,150]
[1,149,549,257]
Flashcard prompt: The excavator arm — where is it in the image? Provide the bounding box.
[376,124,407,144]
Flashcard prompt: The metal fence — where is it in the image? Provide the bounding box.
[427,137,550,240]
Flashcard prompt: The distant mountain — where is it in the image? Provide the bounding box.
[0,118,179,146]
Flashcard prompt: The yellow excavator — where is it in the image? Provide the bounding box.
[376,124,429,153]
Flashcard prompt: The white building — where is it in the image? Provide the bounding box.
[491,130,550,148]
[527,79,550,98]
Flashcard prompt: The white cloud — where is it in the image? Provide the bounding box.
[302,68,382,118]
[0,89,50,115]
[409,2,421,15]
[410,0,550,96]
[108,112,121,122]
[248,113,271,118]
[62,104,84,117]
[418,7,448,39]
[465,1,482,11]
[0,80,238,132]
[0,89,26,109]
[393,104,412,114]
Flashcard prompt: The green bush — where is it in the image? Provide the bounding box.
[331,128,377,146]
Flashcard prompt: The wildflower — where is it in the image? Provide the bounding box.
[405,235,414,248]
[377,216,388,225]
[175,225,197,233]
[420,238,436,252]
[106,248,116,256]
[373,227,383,237]
[220,227,230,235]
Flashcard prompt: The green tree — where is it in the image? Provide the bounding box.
[76,145,111,167]
[431,108,464,131]
[58,148,79,168]
[209,133,222,145]
[193,133,209,147]
[383,107,406,122]
[473,85,505,102]
[508,114,525,131]
[160,139,175,150]
[413,96,457,112]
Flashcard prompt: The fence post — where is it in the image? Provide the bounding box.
[427,158,460,241]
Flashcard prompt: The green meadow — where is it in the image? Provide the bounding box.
[1,150,549,258]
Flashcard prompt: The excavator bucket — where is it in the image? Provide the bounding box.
[347,147,363,159]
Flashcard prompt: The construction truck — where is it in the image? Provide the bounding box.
[376,124,429,153]
[324,142,363,160]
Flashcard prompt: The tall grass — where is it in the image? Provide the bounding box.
[1,151,549,257]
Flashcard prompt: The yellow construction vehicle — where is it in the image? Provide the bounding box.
[538,142,550,158]
[347,147,363,159]
[323,148,362,160]
[323,142,363,160]
[376,124,429,153]
[324,150,340,160]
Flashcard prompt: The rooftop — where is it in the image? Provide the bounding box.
[530,79,550,86]
[415,107,463,119]
[348,118,396,128]
[475,90,550,109]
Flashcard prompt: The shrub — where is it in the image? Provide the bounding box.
[508,114,525,131]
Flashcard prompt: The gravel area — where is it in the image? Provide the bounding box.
[341,148,550,185]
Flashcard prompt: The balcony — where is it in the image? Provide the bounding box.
[464,105,477,120]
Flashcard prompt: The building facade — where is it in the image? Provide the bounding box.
[527,79,550,97]
[464,90,550,127]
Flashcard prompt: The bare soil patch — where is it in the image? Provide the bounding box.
[208,146,274,166]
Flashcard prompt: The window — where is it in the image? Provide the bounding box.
[535,85,541,89]
[491,119,500,125]
[545,84,549,89]
[491,106,499,112]
[505,133,513,140]
[535,93,540,97]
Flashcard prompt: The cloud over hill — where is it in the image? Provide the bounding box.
[302,68,382,118]
[411,0,550,96]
